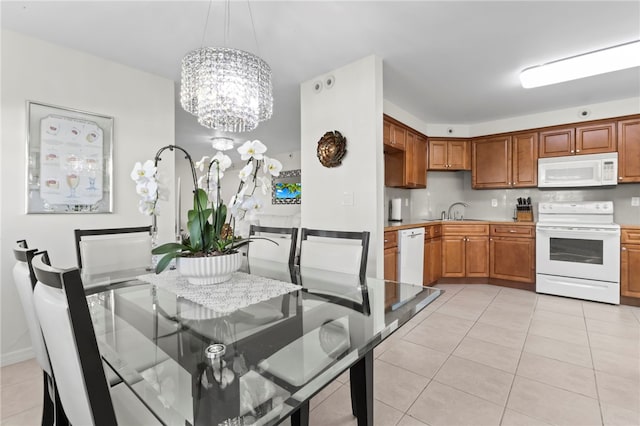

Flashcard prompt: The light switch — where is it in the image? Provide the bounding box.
[342,192,354,206]
[491,199,498,207]
[632,197,640,207]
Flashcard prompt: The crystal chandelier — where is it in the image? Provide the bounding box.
[180,2,273,133]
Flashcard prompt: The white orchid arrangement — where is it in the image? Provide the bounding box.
[131,140,283,273]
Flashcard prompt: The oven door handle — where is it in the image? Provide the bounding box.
[536,226,620,236]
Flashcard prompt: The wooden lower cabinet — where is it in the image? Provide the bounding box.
[442,236,466,277]
[384,230,399,308]
[466,236,489,277]
[442,236,488,278]
[384,247,397,282]
[423,235,442,285]
[490,237,535,283]
[621,228,640,298]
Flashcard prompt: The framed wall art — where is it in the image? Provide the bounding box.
[26,101,113,213]
[272,169,301,204]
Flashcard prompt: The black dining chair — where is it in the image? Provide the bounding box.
[12,241,68,426]
[31,252,162,426]
[247,225,298,282]
[299,228,370,282]
[74,226,153,287]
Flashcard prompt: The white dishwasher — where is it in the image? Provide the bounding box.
[398,228,425,286]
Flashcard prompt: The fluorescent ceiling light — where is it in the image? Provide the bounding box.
[520,40,640,88]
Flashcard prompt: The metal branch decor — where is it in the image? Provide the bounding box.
[316,130,347,168]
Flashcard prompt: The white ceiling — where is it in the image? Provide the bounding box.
[3,1,640,156]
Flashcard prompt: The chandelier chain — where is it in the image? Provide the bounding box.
[247,0,261,56]
[200,0,214,48]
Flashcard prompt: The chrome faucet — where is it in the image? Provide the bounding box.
[447,202,469,220]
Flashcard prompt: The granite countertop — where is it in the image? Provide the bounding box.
[384,218,535,232]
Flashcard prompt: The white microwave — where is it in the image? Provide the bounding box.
[538,152,618,188]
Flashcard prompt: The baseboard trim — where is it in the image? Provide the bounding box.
[1,347,35,367]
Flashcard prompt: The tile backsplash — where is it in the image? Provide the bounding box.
[384,171,640,225]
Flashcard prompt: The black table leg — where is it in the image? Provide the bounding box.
[291,400,309,426]
[41,374,54,426]
[349,350,373,426]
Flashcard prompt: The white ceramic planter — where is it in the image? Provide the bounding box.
[177,252,242,285]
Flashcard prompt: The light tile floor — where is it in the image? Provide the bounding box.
[2,284,639,425]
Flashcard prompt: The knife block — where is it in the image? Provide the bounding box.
[516,210,533,222]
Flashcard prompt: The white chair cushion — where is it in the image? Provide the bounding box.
[80,234,151,285]
[12,262,52,377]
[248,237,293,262]
[300,240,362,276]
[34,282,94,425]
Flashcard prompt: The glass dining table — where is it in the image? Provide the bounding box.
[85,259,441,426]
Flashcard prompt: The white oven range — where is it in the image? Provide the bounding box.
[536,201,620,304]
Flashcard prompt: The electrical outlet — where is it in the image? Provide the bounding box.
[405,198,409,207]
[491,199,498,207]
[632,197,640,207]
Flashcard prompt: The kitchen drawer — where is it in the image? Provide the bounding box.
[621,228,640,245]
[442,223,489,236]
[490,224,534,238]
[384,231,398,248]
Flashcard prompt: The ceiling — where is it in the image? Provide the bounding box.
[3,1,640,156]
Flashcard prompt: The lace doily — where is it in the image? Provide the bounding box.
[137,270,301,318]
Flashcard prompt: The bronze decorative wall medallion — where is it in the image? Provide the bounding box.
[317,130,347,168]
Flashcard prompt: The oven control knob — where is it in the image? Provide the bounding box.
[596,205,601,209]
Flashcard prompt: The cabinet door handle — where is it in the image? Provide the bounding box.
[570,150,575,153]
[576,149,581,153]
[619,176,623,180]
[622,247,627,251]
[509,230,516,233]
[384,239,389,243]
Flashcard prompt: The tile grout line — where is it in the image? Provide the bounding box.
[497,286,537,426]
[404,284,512,421]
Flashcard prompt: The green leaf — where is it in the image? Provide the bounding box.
[188,215,203,250]
[193,188,208,211]
[152,242,188,255]
[155,252,180,274]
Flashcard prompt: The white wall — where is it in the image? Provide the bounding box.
[300,55,384,278]
[0,30,176,365]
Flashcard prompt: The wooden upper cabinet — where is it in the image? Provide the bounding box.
[409,134,427,188]
[383,117,406,151]
[618,117,640,183]
[448,141,470,170]
[539,121,616,158]
[539,127,575,157]
[472,136,511,188]
[472,132,537,189]
[383,115,426,188]
[512,132,538,187]
[576,122,616,154]
[428,140,448,169]
[428,139,470,170]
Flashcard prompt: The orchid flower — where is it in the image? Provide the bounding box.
[257,175,272,195]
[238,162,254,182]
[130,160,156,182]
[263,156,283,177]
[136,179,158,202]
[138,200,156,216]
[195,156,210,172]
[237,140,267,161]
[212,151,232,171]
